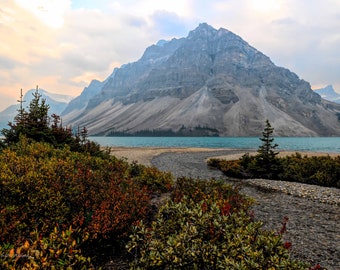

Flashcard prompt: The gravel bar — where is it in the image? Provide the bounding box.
[151,150,340,270]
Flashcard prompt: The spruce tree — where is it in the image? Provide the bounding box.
[254,120,281,178]
[1,86,52,145]
[1,89,29,144]
[26,86,51,142]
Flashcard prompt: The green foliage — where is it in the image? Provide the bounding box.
[279,153,340,188]
[252,120,281,178]
[127,196,307,269]
[209,152,340,188]
[0,226,93,269]
[2,88,52,145]
[127,178,307,269]
[257,120,279,160]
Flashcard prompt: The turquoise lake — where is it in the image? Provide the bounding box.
[89,137,340,153]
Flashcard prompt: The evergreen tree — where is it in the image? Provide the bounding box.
[15,88,27,125]
[26,87,52,142]
[2,86,54,145]
[1,87,105,156]
[1,88,29,144]
[257,120,279,161]
[253,120,281,178]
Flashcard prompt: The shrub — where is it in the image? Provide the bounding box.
[127,197,307,269]
[208,158,245,178]
[0,138,147,241]
[129,161,174,194]
[209,153,340,188]
[172,177,253,211]
[0,226,93,269]
[279,153,340,188]
[0,137,173,268]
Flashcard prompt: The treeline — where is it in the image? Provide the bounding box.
[105,125,219,137]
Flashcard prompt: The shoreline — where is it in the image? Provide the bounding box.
[107,146,339,166]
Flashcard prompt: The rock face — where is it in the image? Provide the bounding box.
[62,23,340,136]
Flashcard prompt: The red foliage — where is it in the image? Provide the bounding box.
[284,241,292,250]
[309,263,323,270]
[0,142,166,244]
[220,202,231,216]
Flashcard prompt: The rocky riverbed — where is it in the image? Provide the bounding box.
[151,150,340,270]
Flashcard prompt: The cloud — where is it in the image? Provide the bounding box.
[0,56,20,69]
[271,17,296,25]
[0,0,340,111]
[14,0,71,28]
[56,8,152,79]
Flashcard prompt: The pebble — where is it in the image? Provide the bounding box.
[244,178,340,206]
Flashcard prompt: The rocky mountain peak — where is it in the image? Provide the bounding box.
[187,22,217,38]
[62,23,340,136]
[140,37,184,63]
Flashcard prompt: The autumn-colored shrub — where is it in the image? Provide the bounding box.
[129,161,174,194]
[207,158,245,178]
[127,197,307,269]
[0,137,173,267]
[0,226,93,269]
[127,178,308,269]
[172,177,253,211]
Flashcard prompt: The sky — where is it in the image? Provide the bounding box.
[0,0,339,111]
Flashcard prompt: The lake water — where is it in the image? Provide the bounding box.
[89,136,340,153]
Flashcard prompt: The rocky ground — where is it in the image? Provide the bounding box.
[151,150,340,270]
[108,147,339,269]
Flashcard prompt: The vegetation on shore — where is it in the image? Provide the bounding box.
[0,91,323,268]
[105,125,219,137]
[208,120,340,188]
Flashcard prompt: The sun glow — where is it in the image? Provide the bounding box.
[15,0,70,29]
[250,0,281,13]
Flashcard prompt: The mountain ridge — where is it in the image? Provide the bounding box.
[314,85,340,104]
[61,23,340,136]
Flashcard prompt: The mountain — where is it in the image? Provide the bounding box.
[0,89,74,130]
[314,85,340,104]
[62,23,340,136]
[61,79,104,120]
